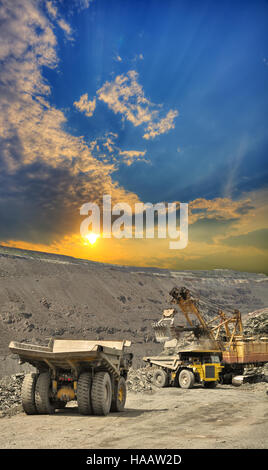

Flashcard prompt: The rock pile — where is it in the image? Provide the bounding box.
[0,373,24,417]
[126,366,154,393]
[243,308,268,337]
[243,363,268,383]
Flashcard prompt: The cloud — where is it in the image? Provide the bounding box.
[188,197,254,224]
[57,18,73,39]
[222,228,268,250]
[74,0,94,9]
[119,149,149,166]
[0,0,141,245]
[96,70,178,139]
[90,133,149,166]
[143,109,178,140]
[189,218,238,243]
[45,1,73,39]
[2,1,266,274]
[97,70,151,127]
[0,0,57,66]
[73,93,96,117]
[46,1,57,19]
[102,133,118,153]
[133,53,144,61]
[114,55,122,62]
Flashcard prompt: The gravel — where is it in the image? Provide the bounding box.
[126,367,155,393]
[243,308,268,337]
[0,373,24,417]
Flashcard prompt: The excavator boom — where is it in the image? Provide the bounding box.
[152,287,245,352]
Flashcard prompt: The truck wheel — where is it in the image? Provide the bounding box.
[178,369,195,389]
[35,372,55,414]
[21,373,38,415]
[221,373,233,384]
[111,376,127,412]
[91,372,112,416]
[152,368,168,388]
[77,372,92,415]
[204,381,217,388]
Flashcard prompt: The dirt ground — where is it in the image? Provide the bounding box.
[0,383,267,449]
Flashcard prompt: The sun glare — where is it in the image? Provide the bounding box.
[84,233,100,245]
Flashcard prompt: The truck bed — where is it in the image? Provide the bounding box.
[9,339,132,375]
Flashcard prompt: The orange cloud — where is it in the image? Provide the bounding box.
[73,93,96,117]
[188,196,254,224]
[96,70,178,139]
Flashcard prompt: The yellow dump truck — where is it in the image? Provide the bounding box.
[143,347,223,389]
[9,338,133,416]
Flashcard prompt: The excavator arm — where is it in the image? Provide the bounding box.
[152,286,243,351]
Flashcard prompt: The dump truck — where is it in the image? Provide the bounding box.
[143,347,223,389]
[143,308,223,388]
[9,338,133,416]
[143,287,268,388]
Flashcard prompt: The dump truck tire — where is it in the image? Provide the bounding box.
[21,373,38,415]
[221,372,233,384]
[111,376,127,412]
[178,369,195,389]
[204,381,217,388]
[77,372,92,415]
[91,372,112,416]
[35,372,55,414]
[152,368,168,388]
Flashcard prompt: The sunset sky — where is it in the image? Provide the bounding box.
[0,0,268,272]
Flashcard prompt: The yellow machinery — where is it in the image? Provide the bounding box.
[169,287,268,366]
[144,286,268,387]
[143,348,223,389]
[143,304,223,388]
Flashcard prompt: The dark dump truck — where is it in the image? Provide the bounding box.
[9,338,133,416]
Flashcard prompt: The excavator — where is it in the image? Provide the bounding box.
[143,287,268,388]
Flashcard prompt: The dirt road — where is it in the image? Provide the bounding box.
[0,383,267,449]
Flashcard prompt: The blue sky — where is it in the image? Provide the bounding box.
[41,0,268,204]
[0,0,267,271]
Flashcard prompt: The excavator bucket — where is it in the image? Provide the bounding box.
[152,309,179,343]
[153,318,174,343]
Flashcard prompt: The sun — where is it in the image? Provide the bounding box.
[84,232,100,245]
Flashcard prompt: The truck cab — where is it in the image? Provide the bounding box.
[177,350,223,388]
